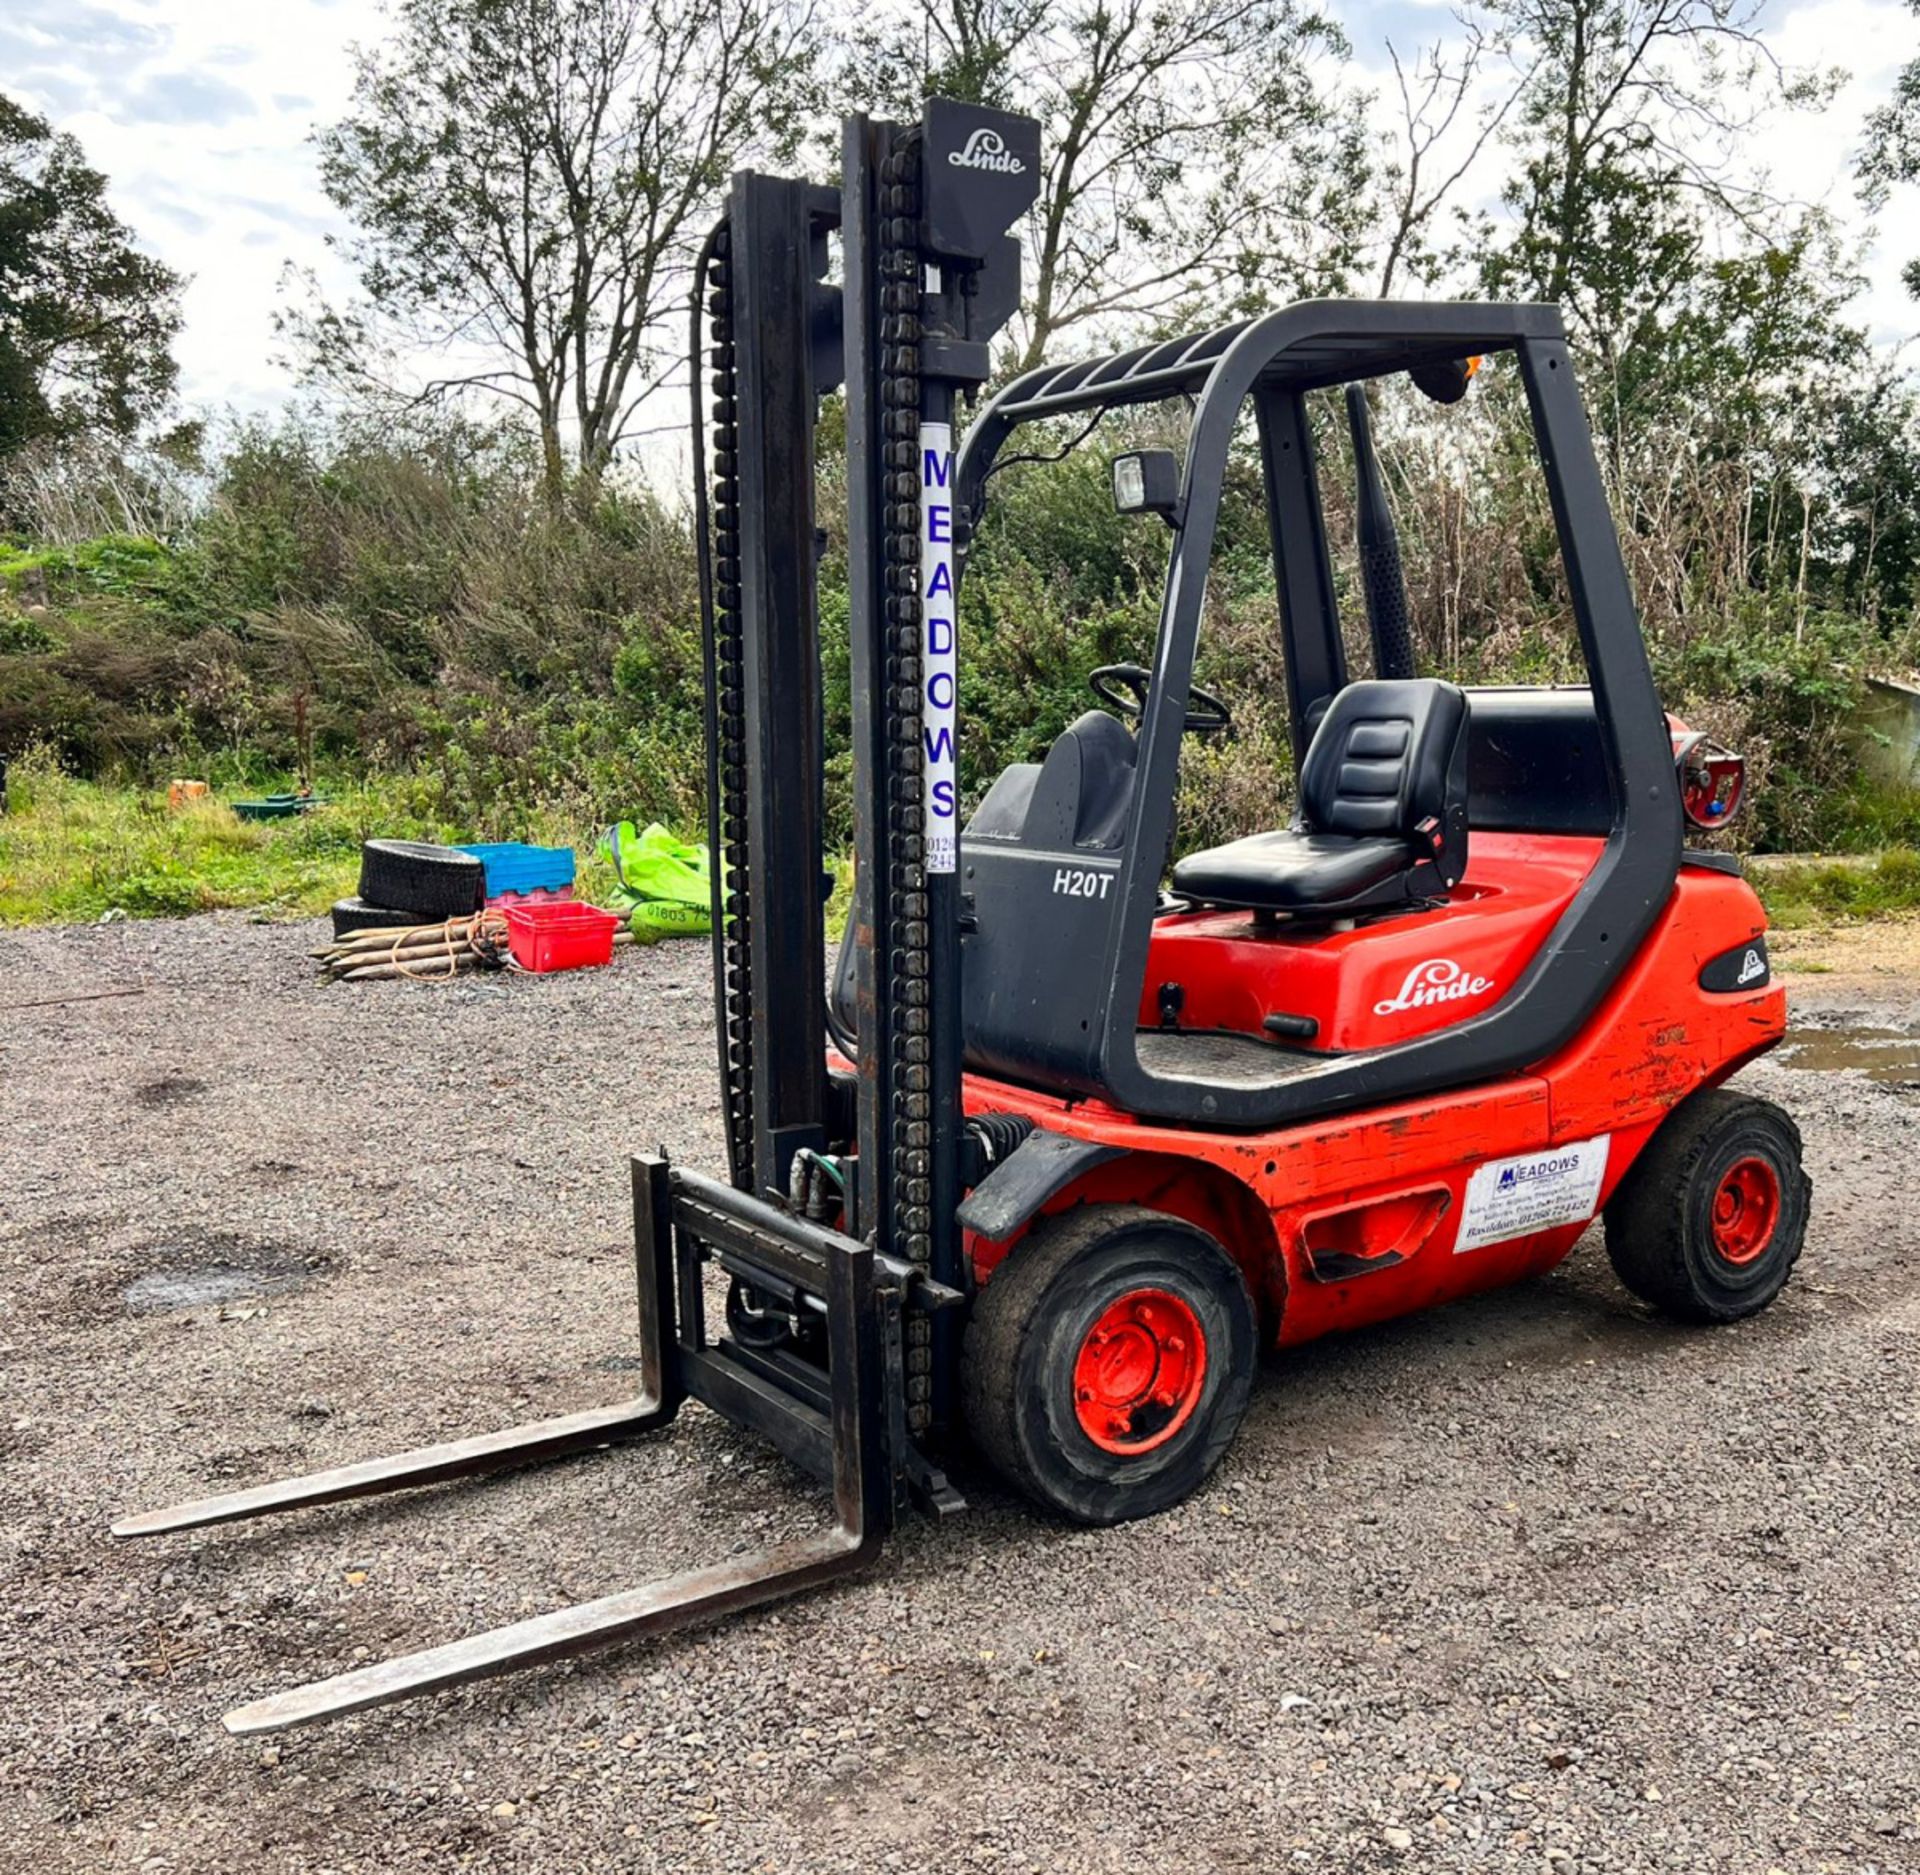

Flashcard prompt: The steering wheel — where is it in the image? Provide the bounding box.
[1089,662,1232,736]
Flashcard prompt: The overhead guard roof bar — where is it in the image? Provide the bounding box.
[980,300,1564,427]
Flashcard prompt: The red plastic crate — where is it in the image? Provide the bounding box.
[505,901,620,973]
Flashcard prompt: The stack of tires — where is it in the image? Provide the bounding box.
[332,841,487,939]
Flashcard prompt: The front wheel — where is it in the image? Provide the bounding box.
[1603,1089,1810,1323]
[962,1205,1257,1525]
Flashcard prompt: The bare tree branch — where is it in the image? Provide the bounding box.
[852,0,1372,372]
[282,0,816,498]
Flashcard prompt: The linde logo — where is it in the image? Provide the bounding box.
[1737,947,1766,985]
[1373,957,1495,1017]
[948,128,1026,174]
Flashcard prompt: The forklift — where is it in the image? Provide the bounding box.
[115,98,1808,1730]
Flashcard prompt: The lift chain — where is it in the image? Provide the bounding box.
[700,227,757,1190]
[876,130,933,1430]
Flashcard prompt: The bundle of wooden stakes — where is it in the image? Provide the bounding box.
[312,912,511,984]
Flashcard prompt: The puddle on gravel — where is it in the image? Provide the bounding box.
[1778,1026,1920,1100]
[122,1268,310,1312]
[132,1075,208,1108]
[120,1237,325,1314]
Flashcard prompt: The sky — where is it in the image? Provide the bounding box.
[4,0,1916,435]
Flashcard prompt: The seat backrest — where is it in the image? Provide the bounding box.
[964,709,1137,851]
[1299,678,1468,841]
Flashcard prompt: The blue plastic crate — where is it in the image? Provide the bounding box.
[458,842,576,898]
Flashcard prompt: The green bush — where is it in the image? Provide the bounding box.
[0,608,56,654]
[1,388,1917,921]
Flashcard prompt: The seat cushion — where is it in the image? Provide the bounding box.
[1170,829,1413,912]
[1174,679,1471,917]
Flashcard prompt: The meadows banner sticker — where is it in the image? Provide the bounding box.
[1455,1134,1612,1253]
[920,420,958,875]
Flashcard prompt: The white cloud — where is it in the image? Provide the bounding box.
[1765,0,1918,344]
[7,0,386,419]
[122,69,259,127]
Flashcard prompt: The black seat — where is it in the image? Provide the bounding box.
[1172,678,1470,916]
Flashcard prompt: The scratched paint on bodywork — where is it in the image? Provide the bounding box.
[1539,868,1784,1141]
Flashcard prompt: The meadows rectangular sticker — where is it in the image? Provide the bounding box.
[920,420,958,875]
[1455,1134,1611,1253]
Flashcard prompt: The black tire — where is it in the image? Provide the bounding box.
[962,1204,1257,1526]
[356,840,485,921]
[1603,1088,1809,1324]
[330,896,431,939]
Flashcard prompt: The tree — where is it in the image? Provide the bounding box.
[0,94,183,457]
[288,0,817,498]
[1859,0,1920,301]
[1477,0,1826,336]
[1370,21,1530,296]
[855,0,1371,373]
[1798,366,1920,619]
[1467,0,1855,507]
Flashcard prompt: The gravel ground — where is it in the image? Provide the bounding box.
[1,912,1917,1874]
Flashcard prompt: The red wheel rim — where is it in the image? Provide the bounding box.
[1710,1156,1780,1266]
[1072,1288,1208,1455]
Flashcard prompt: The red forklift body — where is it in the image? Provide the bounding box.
[960,855,1784,1348]
[1140,832,1602,1055]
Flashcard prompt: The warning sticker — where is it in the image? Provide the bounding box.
[1455,1135,1611,1253]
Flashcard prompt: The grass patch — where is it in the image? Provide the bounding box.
[9,740,1917,939]
[0,532,175,597]
[1,762,359,925]
[0,752,643,927]
[1753,849,1920,929]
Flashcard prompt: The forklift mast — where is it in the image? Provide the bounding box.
[112,103,1047,1736]
[695,104,1040,1416]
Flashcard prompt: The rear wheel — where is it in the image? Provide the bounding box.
[1603,1089,1809,1323]
[962,1205,1257,1525]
